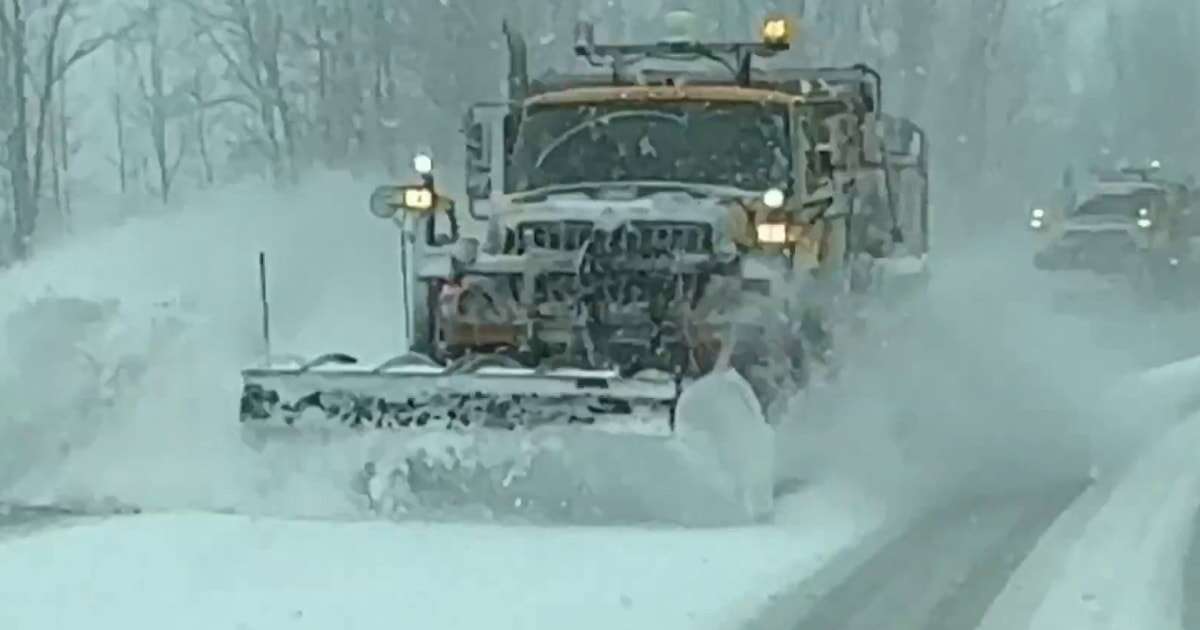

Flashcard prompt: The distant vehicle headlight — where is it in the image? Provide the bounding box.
[1031,208,1046,219]
[1029,218,1044,230]
[1137,218,1153,229]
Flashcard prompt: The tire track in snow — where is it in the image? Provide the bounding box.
[748,482,1088,630]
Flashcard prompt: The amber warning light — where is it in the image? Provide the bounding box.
[761,16,793,49]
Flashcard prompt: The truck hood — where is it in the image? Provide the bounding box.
[1061,216,1137,234]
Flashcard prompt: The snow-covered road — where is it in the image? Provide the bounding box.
[0,485,883,630]
[4,174,1200,630]
[749,376,1200,630]
[745,483,1090,630]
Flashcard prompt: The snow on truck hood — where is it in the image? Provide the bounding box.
[494,190,738,230]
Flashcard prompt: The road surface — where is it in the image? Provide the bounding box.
[749,482,1089,630]
[1183,503,1200,629]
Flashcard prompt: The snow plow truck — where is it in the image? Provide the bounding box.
[1030,162,1200,306]
[238,12,932,525]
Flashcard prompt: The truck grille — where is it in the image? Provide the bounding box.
[512,221,714,255]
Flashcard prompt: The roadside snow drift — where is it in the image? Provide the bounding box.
[1020,410,1200,630]
[0,501,866,630]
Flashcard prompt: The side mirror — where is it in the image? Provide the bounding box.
[467,171,492,199]
[464,116,492,200]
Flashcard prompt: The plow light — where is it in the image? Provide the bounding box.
[757,223,789,244]
[413,153,434,175]
[762,188,786,209]
[761,15,793,49]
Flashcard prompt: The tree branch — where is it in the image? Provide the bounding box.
[50,20,139,87]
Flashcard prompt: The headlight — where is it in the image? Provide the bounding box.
[404,187,435,210]
[762,188,786,209]
[1137,218,1153,229]
[1138,207,1150,217]
[757,223,788,244]
[1031,208,1046,219]
[1029,218,1044,230]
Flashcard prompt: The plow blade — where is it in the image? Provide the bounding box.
[235,355,773,525]
[239,353,680,436]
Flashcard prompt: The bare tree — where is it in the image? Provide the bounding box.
[0,0,131,259]
[188,0,298,182]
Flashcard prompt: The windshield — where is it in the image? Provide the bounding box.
[1074,190,1164,217]
[506,100,791,193]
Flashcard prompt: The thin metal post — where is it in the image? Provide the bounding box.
[398,221,413,349]
[258,252,272,365]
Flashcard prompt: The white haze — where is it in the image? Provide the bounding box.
[777,226,1195,521]
[0,170,1193,524]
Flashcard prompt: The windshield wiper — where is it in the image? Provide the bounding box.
[534,110,686,169]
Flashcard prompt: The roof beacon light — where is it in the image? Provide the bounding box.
[762,15,792,49]
[664,10,702,43]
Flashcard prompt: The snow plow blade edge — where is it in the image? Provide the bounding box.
[239,355,679,436]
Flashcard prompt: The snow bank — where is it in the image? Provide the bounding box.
[0,505,864,630]
[1019,411,1200,630]
[1130,354,1200,420]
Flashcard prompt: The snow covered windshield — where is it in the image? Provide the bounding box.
[507,100,791,193]
[1074,190,1165,217]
